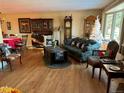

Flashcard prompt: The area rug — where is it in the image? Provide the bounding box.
[115,83,124,93]
[47,62,71,69]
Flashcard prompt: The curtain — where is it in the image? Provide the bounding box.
[119,18,124,54]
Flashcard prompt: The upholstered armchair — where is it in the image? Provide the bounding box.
[0,44,22,71]
[86,40,119,78]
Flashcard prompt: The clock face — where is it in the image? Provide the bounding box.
[66,21,70,27]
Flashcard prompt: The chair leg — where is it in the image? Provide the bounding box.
[86,63,88,68]
[86,61,89,68]
[7,61,12,71]
[1,61,4,70]
[20,56,22,64]
[99,68,102,80]
[79,59,82,63]
[92,67,95,78]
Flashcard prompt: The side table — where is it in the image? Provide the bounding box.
[99,59,124,93]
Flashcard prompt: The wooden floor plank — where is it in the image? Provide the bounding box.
[0,49,123,93]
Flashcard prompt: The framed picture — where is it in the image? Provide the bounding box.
[18,18,31,33]
[7,22,11,30]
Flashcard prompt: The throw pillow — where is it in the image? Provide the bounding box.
[76,42,80,48]
[98,51,104,57]
[80,44,84,49]
[71,41,75,46]
[0,45,11,56]
[104,50,112,57]
[80,44,87,52]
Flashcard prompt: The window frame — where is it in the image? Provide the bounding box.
[103,9,124,44]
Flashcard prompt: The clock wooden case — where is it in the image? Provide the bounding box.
[64,16,72,40]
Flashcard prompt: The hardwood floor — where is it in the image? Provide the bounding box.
[0,49,123,93]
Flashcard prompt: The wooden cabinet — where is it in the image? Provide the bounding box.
[64,16,72,40]
[18,18,53,35]
[42,19,53,30]
[84,15,96,38]
[31,19,53,35]
[31,19,42,32]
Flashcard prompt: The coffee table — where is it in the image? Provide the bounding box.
[99,59,124,93]
[44,46,68,66]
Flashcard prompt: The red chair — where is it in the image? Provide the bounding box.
[10,34,16,36]
[15,35,28,53]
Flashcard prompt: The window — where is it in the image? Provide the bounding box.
[104,14,114,40]
[104,11,124,44]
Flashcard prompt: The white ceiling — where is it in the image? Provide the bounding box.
[0,0,114,13]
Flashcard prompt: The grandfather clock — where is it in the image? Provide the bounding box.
[64,16,72,40]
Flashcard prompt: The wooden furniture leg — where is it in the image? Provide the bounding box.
[20,56,22,64]
[107,77,111,93]
[99,67,102,80]
[1,61,4,70]
[7,61,12,71]
[92,67,95,78]
[86,62,88,68]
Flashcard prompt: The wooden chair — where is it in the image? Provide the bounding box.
[15,35,28,53]
[0,44,22,71]
[9,34,16,36]
[86,40,119,78]
[22,35,28,47]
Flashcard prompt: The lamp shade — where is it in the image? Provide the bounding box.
[0,22,3,43]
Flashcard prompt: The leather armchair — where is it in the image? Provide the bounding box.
[86,40,119,78]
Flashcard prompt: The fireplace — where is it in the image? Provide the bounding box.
[43,35,52,46]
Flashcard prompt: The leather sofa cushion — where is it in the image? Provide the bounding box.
[64,38,72,45]
[64,45,82,57]
[80,44,88,52]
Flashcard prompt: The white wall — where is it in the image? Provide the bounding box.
[1,10,102,46]
[0,22,3,43]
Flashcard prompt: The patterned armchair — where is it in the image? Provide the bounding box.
[0,44,22,71]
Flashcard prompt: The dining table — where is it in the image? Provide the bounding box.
[3,37,22,49]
